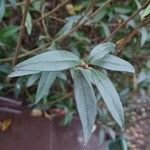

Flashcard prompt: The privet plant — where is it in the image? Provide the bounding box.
[9,42,135,144]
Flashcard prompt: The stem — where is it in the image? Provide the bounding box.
[102,0,150,42]
[12,0,30,66]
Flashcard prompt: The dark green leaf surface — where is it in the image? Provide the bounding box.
[0,0,6,21]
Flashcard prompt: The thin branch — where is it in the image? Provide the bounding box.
[41,3,52,40]
[54,0,112,43]
[116,18,150,52]
[32,0,68,25]
[6,0,40,7]
[0,42,51,62]
[0,0,112,63]
[102,0,150,42]
[13,0,30,66]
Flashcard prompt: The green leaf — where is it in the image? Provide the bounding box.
[99,128,105,144]
[9,70,40,77]
[35,72,57,103]
[120,136,128,150]
[0,25,19,39]
[101,22,110,38]
[0,0,6,21]
[8,0,16,8]
[139,27,147,47]
[11,50,81,75]
[71,69,97,144]
[135,0,143,18]
[91,70,124,128]
[120,15,136,28]
[142,4,150,19]
[92,55,135,73]
[89,42,116,63]
[56,21,74,37]
[26,73,40,87]
[25,12,32,35]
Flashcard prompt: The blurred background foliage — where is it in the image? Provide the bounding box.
[0,0,150,149]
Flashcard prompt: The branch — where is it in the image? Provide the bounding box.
[12,0,30,66]
[116,18,150,53]
[102,0,150,42]
[32,0,68,25]
[0,0,112,63]
[54,0,112,43]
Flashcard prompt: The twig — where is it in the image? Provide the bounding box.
[6,0,40,7]
[13,0,30,66]
[0,0,111,63]
[0,42,51,62]
[102,0,150,42]
[32,0,68,25]
[116,18,150,52]
[54,0,112,43]
[41,3,52,40]
[48,92,72,105]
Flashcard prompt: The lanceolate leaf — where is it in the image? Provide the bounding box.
[0,0,6,21]
[89,42,116,62]
[35,72,57,103]
[26,73,40,87]
[11,50,81,74]
[139,27,147,47]
[8,70,40,77]
[25,12,32,35]
[142,4,150,19]
[92,55,135,73]
[71,69,97,144]
[91,70,124,128]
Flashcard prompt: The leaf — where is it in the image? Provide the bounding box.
[120,136,128,150]
[139,27,147,47]
[92,55,135,73]
[101,22,110,38]
[8,0,16,8]
[89,42,116,63]
[135,0,143,18]
[11,50,81,75]
[32,0,43,11]
[26,73,40,87]
[91,70,124,128]
[0,0,6,21]
[114,7,131,14]
[56,21,74,37]
[120,15,136,28]
[25,12,32,35]
[9,70,40,77]
[0,26,19,39]
[142,4,150,19]
[99,128,105,144]
[0,118,12,132]
[35,72,57,103]
[71,69,97,144]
